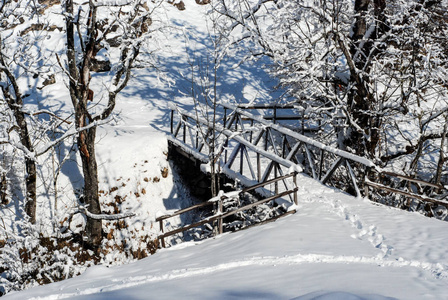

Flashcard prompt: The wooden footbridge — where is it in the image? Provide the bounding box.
[157,102,448,247]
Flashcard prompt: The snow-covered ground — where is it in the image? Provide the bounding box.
[5,175,448,299]
[2,2,447,299]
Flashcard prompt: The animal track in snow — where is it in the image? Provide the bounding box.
[312,194,394,258]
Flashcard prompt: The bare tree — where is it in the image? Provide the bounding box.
[63,0,160,248]
[0,1,41,223]
[212,0,448,180]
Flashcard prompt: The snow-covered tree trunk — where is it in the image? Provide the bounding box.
[63,0,156,248]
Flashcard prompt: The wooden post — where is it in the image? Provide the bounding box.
[363,167,370,199]
[224,107,227,128]
[218,198,223,235]
[195,125,199,149]
[170,110,174,134]
[159,219,166,248]
[319,149,325,180]
[282,135,286,158]
[240,145,244,175]
[182,116,186,143]
[250,120,254,143]
[214,199,223,236]
[274,163,278,195]
[293,172,298,205]
[265,128,269,151]
[224,138,228,164]
[235,113,238,131]
[273,106,277,124]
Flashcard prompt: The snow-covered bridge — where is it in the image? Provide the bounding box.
[155,101,448,246]
[167,102,447,219]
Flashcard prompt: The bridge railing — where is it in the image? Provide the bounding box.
[233,103,323,133]
[156,172,298,248]
[168,102,448,220]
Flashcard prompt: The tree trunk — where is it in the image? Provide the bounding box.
[434,122,447,185]
[0,40,37,223]
[15,109,37,224]
[65,0,102,249]
[79,126,102,248]
[346,0,371,156]
[345,0,385,158]
[2,84,36,223]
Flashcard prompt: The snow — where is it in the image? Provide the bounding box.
[4,174,448,300]
[1,1,448,300]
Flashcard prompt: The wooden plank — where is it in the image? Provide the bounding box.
[225,111,237,130]
[321,157,344,185]
[223,107,227,128]
[158,217,219,240]
[285,140,302,164]
[293,173,298,205]
[173,118,182,137]
[318,149,325,180]
[170,110,174,134]
[221,188,298,219]
[380,171,446,190]
[365,181,448,206]
[242,145,256,180]
[253,128,266,146]
[236,104,295,109]
[155,201,214,222]
[267,128,281,157]
[218,200,223,235]
[263,115,303,121]
[274,163,279,194]
[261,161,274,184]
[187,126,195,148]
[242,172,296,193]
[237,209,296,232]
[182,117,186,143]
[346,160,361,198]
[225,143,242,169]
[282,135,286,159]
[240,145,244,175]
[304,144,317,179]
[250,120,254,143]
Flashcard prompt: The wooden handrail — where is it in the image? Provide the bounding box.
[365,180,448,206]
[158,217,218,240]
[377,171,446,190]
[157,171,298,247]
[241,172,296,194]
[221,188,297,219]
[236,104,295,109]
[156,201,214,222]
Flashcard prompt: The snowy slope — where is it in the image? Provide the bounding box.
[4,175,448,299]
[2,1,447,299]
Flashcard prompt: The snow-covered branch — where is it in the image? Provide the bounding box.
[77,206,135,220]
[35,118,113,157]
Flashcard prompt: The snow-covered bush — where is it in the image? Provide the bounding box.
[0,221,97,296]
